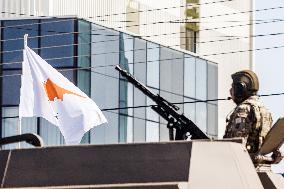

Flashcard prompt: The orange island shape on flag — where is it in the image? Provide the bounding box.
[43,78,86,101]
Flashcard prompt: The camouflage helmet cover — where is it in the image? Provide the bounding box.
[231,70,259,94]
[232,70,259,92]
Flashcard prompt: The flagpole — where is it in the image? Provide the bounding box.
[18,34,28,149]
[24,34,28,47]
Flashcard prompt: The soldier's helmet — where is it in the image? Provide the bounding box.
[231,70,259,104]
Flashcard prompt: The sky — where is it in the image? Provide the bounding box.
[255,0,284,173]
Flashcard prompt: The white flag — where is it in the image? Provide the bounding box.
[19,44,107,144]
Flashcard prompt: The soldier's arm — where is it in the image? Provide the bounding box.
[259,111,273,146]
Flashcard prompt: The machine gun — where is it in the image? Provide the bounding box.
[115,65,209,140]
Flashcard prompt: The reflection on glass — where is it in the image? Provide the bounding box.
[127,75,134,143]
[196,59,207,100]
[133,38,147,142]
[146,90,159,142]
[40,118,64,146]
[40,18,75,67]
[207,104,218,137]
[184,99,196,123]
[2,107,37,149]
[159,47,184,140]
[146,97,159,122]
[146,121,159,142]
[2,107,19,149]
[119,33,134,142]
[207,62,218,104]
[206,62,218,137]
[77,20,91,144]
[78,19,91,96]
[2,19,39,69]
[147,42,159,88]
[184,55,196,98]
[90,24,120,144]
[195,103,207,133]
[2,71,21,105]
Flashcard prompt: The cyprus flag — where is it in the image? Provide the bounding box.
[19,43,107,144]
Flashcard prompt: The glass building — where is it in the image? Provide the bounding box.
[0,17,218,147]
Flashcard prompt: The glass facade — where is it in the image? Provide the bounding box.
[0,17,218,148]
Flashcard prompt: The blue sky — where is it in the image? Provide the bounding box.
[255,0,284,173]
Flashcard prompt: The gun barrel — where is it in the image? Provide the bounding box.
[115,65,123,72]
[116,65,157,101]
[115,65,208,140]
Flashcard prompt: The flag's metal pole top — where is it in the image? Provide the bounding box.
[24,34,28,47]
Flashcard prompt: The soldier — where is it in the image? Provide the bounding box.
[223,70,273,154]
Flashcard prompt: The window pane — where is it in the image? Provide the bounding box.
[127,116,134,143]
[2,107,19,149]
[120,33,134,68]
[196,59,207,100]
[207,62,218,137]
[40,18,75,67]
[90,24,119,144]
[146,90,159,142]
[159,47,184,140]
[207,104,218,138]
[147,42,159,88]
[2,19,39,69]
[78,20,91,96]
[184,98,196,123]
[184,55,196,98]
[2,70,21,105]
[133,38,146,142]
[207,62,218,104]
[119,115,127,142]
[146,121,159,142]
[196,103,207,133]
[59,70,75,83]
[77,20,92,144]
[118,33,134,142]
[40,118,64,146]
[119,80,128,142]
[1,107,37,149]
[146,92,159,123]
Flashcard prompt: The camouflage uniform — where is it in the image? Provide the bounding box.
[224,95,272,153]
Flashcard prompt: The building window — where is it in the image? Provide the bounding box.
[185,29,197,53]
[185,0,199,53]
[146,42,159,88]
[119,33,134,142]
[77,19,92,144]
[195,59,207,132]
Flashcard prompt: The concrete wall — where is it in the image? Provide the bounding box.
[198,0,253,137]
[0,0,185,47]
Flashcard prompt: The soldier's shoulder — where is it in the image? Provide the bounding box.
[244,96,270,111]
[243,96,260,104]
[242,96,262,108]
[237,102,252,111]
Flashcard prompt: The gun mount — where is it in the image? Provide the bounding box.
[0,133,43,148]
[115,65,208,140]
